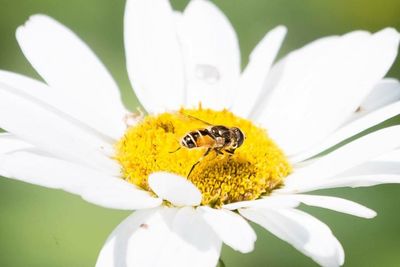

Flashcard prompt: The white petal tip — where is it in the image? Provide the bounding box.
[240,243,256,254]
[148,172,202,206]
[16,15,52,47]
[199,207,256,253]
[237,248,253,254]
[379,27,400,37]
[375,28,400,46]
[275,25,288,34]
[367,210,378,219]
[17,14,48,30]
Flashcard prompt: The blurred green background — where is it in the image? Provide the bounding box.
[0,0,400,266]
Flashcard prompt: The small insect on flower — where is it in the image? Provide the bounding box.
[139,223,149,229]
[1,0,400,265]
[172,113,245,177]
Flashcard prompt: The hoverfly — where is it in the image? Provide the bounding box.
[172,113,245,178]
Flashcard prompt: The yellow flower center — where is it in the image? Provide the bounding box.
[115,108,291,207]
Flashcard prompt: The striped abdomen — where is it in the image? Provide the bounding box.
[181,129,215,149]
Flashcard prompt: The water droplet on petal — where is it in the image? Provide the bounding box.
[195,64,220,84]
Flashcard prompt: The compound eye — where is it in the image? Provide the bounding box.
[233,128,245,147]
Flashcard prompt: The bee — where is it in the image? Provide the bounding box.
[172,114,245,177]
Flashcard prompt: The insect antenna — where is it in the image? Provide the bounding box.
[169,135,183,153]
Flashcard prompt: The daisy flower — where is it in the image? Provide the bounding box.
[1,0,400,266]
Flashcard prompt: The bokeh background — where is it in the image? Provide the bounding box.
[0,0,400,266]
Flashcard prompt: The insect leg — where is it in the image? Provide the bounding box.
[169,147,182,153]
[210,145,224,156]
[187,147,212,178]
[224,148,236,155]
[215,149,224,155]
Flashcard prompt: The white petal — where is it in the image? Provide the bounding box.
[232,26,287,118]
[0,151,161,210]
[164,207,222,267]
[290,100,400,163]
[96,209,158,267]
[283,154,400,192]
[223,196,300,210]
[282,149,400,193]
[271,194,376,218]
[224,194,375,218]
[240,208,344,267]
[124,0,185,113]
[199,206,256,253]
[339,161,400,176]
[351,78,400,120]
[257,28,400,156]
[278,174,400,194]
[96,207,221,267]
[179,0,240,109]
[0,82,118,174]
[284,126,400,191]
[16,15,127,139]
[0,70,127,141]
[0,133,32,154]
[375,148,400,162]
[148,172,202,206]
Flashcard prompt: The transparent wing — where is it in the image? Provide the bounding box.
[178,111,214,126]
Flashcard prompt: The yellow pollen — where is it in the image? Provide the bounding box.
[115,108,292,207]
